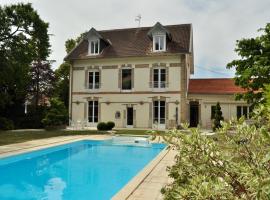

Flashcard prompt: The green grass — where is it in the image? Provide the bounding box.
[0,130,106,146]
[0,129,165,146]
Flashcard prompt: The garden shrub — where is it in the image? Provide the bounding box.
[97,121,115,131]
[106,121,115,130]
[212,102,224,131]
[42,98,68,128]
[0,117,14,130]
[97,122,108,131]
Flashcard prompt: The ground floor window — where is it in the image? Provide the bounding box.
[237,106,249,119]
[153,100,165,124]
[88,101,98,123]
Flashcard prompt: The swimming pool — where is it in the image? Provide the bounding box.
[0,140,165,200]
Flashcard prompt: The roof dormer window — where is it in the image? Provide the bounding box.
[89,39,100,55]
[153,35,166,52]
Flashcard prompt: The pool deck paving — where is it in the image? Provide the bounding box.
[0,135,176,200]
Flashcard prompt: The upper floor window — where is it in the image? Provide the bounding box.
[122,69,132,90]
[153,68,166,88]
[88,71,100,89]
[153,35,166,52]
[89,40,100,55]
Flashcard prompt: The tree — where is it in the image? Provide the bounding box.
[54,62,70,108]
[42,98,68,128]
[29,60,55,108]
[0,3,50,125]
[212,102,224,131]
[53,32,85,108]
[227,23,270,104]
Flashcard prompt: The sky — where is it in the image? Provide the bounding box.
[1,0,270,78]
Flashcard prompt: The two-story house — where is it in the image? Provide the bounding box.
[65,22,193,129]
[65,22,249,129]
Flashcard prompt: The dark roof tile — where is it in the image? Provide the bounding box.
[65,24,191,60]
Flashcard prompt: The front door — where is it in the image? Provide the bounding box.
[127,107,133,127]
[190,101,199,127]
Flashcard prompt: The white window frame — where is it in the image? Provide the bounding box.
[121,68,132,92]
[89,39,100,55]
[88,100,99,124]
[88,70,100,90]
[153,100,166,129]
[153,68,166,89]
[153,34,166,52]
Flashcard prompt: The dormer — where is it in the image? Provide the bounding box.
[147,22,172,52]
[85,28,110,56]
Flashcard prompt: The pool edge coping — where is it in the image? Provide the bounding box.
[0,135,111,158]
[111,146,170,200]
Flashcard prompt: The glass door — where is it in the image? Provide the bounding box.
[153,100,166,129]
[88,101,98,126]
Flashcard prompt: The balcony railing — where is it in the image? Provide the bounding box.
[153,81,166,88]
[88,83,100,89]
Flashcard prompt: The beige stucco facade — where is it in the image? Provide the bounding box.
[188,94,249,129]
[69,55,190,129]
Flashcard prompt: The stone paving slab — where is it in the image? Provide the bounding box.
[127,150,176,200]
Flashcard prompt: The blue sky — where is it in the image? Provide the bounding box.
[1,0,270,78]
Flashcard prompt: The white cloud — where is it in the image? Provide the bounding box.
[1,0,269,78]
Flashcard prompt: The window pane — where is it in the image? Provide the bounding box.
[94,101,98,122]
[95,72,99,89]
[211,106,216,119]
[160,101,165,107]
[237,106,241,119]
[94,41,99,54]
[122,69,132,90]
[153,69,159,88]
[160,105,165,119]
[88,101,93,122]
[91,41,95,54]
[160,36,164,50]
[153,101,158,123]
[243,106,248,118]
[160,69,166,88]
[88,72,93,89]
[154,36,160,50]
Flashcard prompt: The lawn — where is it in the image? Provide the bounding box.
[0,129,164,146]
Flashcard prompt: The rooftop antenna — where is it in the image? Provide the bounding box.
[135,14,142,27]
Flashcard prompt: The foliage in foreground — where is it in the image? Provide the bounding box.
[162,111,270,199]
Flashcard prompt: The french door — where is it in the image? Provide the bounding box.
[88,101,98,125]
[153,100,166,129]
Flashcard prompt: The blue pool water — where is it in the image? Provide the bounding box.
[0,140,165,200]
